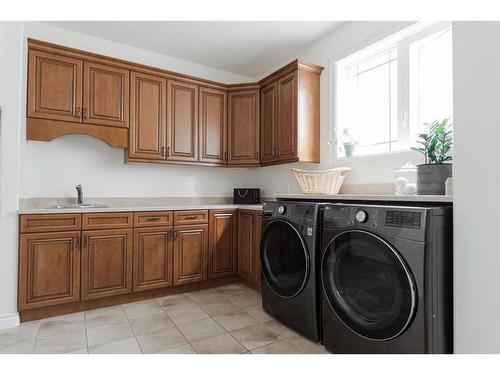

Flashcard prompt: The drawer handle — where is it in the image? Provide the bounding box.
[183,216,198,220]
[146,217,161,221]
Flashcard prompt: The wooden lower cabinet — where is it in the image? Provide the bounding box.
[133,227,173,292]
[173,224,209,285]
[209,210,237,279]
[81,228,133,300]
[18,231,81,310]
[237,210,262,287]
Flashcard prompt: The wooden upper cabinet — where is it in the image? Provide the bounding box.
[227,89,260,166]
[260,82,278,164]
[167,79,199,162]
[19,231,81,310]
[209,210,237,279]
[83,62,129,128]
[81,228,132,300]
[277,71,298,162]
[173,224,208,285]
[128,71,167,160]
[199,87,227,164]
[28,49,83,123]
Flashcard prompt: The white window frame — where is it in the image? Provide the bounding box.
[333,21,452,159]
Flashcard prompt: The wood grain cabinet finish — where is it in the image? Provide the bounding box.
[20,213,81,233]
[260,82,278,164]
[199,87,227,164]
[28,49,83,123]
[277,71,298,162]
[174,210,209,225]
[81,229,133,300]
[133,226,173,292]
[227,89,260,165]
[19,231,81,310]
[237,210,258,283]
[128,71,167,160]
[134,211,173,228]
[173,225,209,285]
[82,212,133,230]
[209,210,237,279]
[167,80,199,162]
[83,61,129,128]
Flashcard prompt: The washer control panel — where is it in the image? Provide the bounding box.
[385,210,422,229]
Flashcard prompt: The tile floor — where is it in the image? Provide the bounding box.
[0,283,329,354]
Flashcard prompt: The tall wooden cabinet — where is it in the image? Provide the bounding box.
[209,210,237,279]
[227,89,260,166]
[259,62,323,166]
[199,87,227,164]
[237,210,262,288]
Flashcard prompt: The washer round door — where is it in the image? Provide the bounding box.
[322,230,416,341]
[260,220,310,298]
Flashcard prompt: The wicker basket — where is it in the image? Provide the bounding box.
[292,167,351,195]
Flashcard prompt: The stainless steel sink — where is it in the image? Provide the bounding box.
[49,203,110,209]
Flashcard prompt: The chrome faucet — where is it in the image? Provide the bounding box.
[75,185,83,205]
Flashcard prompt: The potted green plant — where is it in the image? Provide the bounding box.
[411,118,453,195]
[341,128,356,157]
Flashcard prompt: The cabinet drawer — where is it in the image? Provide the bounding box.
[82,212,133,230]
[174,210,209,225]
[20,214,82,233]
[134,211,173,227]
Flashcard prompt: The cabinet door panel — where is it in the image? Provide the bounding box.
[133,227,173,292]
[173,225,208,285]
[83,62,129,128]
[28,50,83,123]
[209,210,237,279]
[19,231,80,310]
[277,72,298,161]
[81,229,132,300]
[227,90,260,165]
[129,71,167,159]
[237,211,255,282]
[199,87,227,164]
[167,80,199,162]
[260,82,278,163]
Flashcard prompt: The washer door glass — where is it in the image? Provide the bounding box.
[322,230,416,340]
[260,220,309,298]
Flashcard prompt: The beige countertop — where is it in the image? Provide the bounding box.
[273,193,453,203]
[18,204,263,215]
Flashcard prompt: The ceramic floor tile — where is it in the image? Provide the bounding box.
[199,300,243,316]
[66,347,89,354]
[264,320,298,339]
[244,306,274,322]
[212,311,258,331]
[0,322,39,354]
[157,293,195,310]
[35,333,87,354]
[38,313,85,339]
[85,307,134,347]
[219,289,262,309]
[160,344,196,354]
[285,336,331,354]
[129,313,176,336]
[187,289,227,305]
[177,317,225,342]
[136,326,188,354]
[230,323,281,351]
[89,336,142,354]
[165,304,209,325]
[191,333,247,354]
[251,339,304,354]
[123,299,164,319]
[214,283,246,292]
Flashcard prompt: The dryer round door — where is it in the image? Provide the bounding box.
[260,220,310,298]
[322,230,417,341]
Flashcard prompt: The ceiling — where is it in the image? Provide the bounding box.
[43,21,343,78]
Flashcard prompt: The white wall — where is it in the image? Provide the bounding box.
[452,21,500,353]
[255,21,422,196]
[0,22,24,323]
[18,22,259,200]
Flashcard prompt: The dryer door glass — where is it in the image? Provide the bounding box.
[260,220,309,298]
[322,230,416,340]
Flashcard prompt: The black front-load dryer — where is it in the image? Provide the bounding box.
[321,203,453,353]
[260,201,322,342]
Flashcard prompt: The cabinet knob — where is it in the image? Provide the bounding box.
[76,107,81,118]
[83,108,88,119]
[161,147,165,157]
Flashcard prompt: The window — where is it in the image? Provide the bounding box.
[335,22,453,158]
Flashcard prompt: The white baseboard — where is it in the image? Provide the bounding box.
[0,313,20,330]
